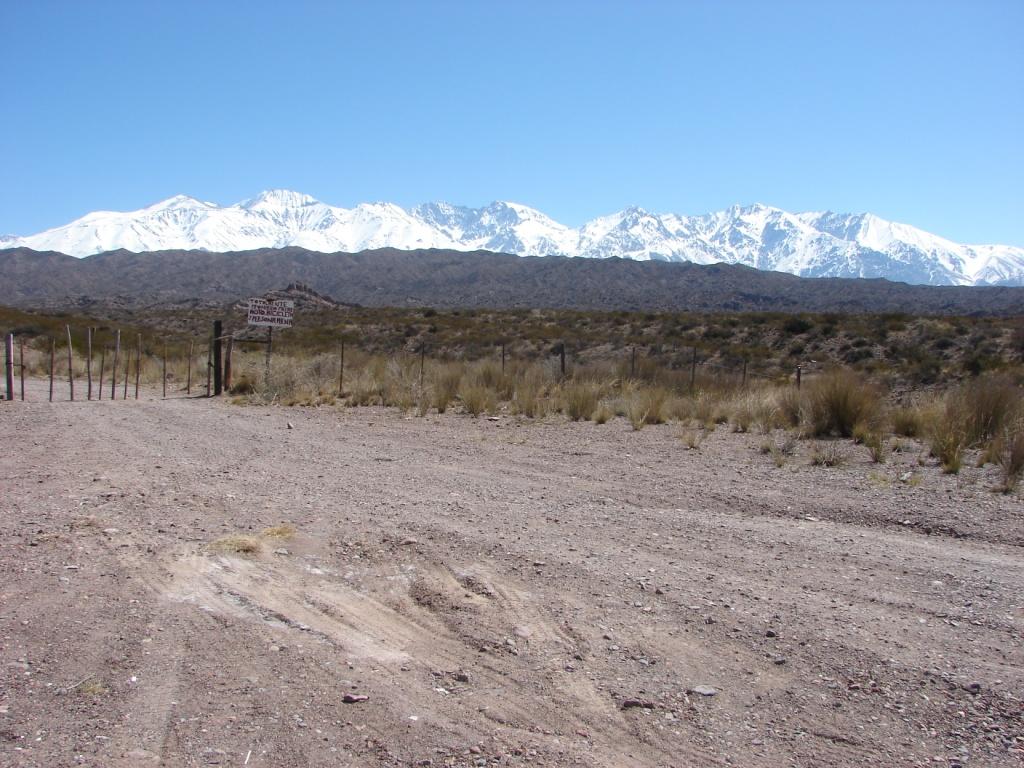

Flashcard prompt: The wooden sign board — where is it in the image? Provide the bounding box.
[247,299,294,328]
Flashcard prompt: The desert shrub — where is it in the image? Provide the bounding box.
[562,382,600,422]
[960,375,1020,445]
[513,370,547,418]
[460,383,496,417]
[891,407,924,437]
[806,369,883,438]
[593,402,613,424]
[863,432,886,463]
[776,387,806,429]
[810,442,846,467]
[996,424,1024,493]
[681,429,703,450]
[431,368,462,413]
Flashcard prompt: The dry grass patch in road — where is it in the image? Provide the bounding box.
[207,534,262,556]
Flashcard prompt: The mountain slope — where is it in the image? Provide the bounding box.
[3,246,1023,316]
[4,191,1022,286]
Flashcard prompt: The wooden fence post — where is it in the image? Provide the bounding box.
[49,337,55,402]
[337,340,345,396]
[19,338,25,401]
[213,320,223,396]
[264,327,272,390]
[223,337,233,392]
[162,343,167,399]
[122,345,129,400]
[631,345,637,378]
[742,358,748,388]
[86,327,93,400]
[3,333,12,401]
[206,344,212,397]
[560,342,566,378]
[419,342,425,390]
[796,365,802,390]
[98,345,106,400]
[66,325,74,401]
[690,346,698,391]
[111,330,120,400]
[501,343,506,374]
[186,339,194,395]
[134,334,142,399]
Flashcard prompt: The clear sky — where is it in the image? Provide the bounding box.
[2,1,1022,245]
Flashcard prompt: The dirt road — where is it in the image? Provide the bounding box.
[1,385,1021,767]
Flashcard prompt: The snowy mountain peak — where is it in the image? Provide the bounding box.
[239,189,320,210]
[3,192,1021,286]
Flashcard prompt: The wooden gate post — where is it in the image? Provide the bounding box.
[66,325,74,401]
[134,334,141,399]
[690,346,698,391]
[86,327,93,400]
[223,337,233,392]
[213,320,223,396]
[98,346,106,400]
[337,340,345,397]
[49,337,55,402]
[19,338,25,401]
[3,333,13,401]
[111,330,120,400]
[122,342,130,400]
[264,327,273,389]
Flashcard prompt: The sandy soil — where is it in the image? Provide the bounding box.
[1,382,1022,767]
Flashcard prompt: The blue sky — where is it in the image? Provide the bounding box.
[2,1,1022,245]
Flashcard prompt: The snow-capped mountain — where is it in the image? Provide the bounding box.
[4,190,1022,286]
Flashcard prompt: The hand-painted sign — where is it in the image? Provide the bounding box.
[247,298,294,328]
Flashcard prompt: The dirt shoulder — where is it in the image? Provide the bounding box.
[1,383,1022,767]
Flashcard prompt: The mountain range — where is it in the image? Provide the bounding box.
[2,190,1022,287]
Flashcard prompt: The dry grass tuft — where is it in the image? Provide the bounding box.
[208,534,262,556]
[806,370,883,438]
[810,442,846,467]
[261,524,296,539]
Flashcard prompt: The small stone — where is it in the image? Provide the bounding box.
[342,694,369,704]
[400,537,419,546]
[621,698,655,710]
[765,630,777,638]
[963,682,982,695]
[273,548,290,556]
[690,685,718,697]
[286,422,294,429]
[773,657,787,665]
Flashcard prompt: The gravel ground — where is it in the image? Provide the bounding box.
[1,381,1022,767]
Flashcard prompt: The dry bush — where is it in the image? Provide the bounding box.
[561,381,601,422]
[959,375,1021,446]
[810,442,846,467]
[624,387,670,430]
[891,407,925,438]
[512,369,548,418]
[431,367,462,413]
[775,387,806,429]
[460,383,497,417]
[806,369,883,438]
[995,422,1024,493]
[593,401,614,425]
[681,429,703,450]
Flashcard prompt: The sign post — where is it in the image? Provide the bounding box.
[247,298,294,389]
